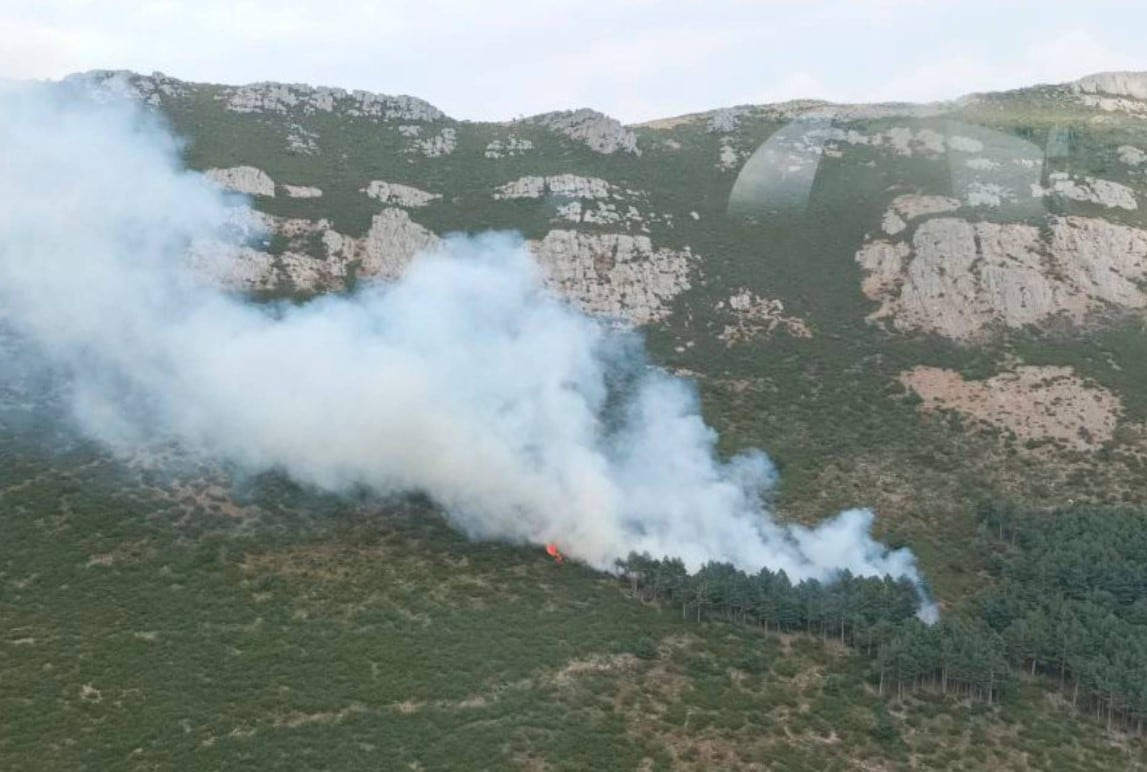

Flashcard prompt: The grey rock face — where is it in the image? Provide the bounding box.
[220,82,445,121]
[529,230,692,324]
[857,216,1147,341]
[205,166,276,197]
[1074,71,1147,101]
[526,109,640,155]
[363,181,441,207]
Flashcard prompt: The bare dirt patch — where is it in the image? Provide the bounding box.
[900,366,1121,452]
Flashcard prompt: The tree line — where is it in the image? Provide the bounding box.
[974,502,1147,732]
[614,502,1147,732]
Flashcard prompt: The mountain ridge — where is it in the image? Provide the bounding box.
[63,67,1147,129]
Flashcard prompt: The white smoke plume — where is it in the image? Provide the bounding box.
[0,83,937,621]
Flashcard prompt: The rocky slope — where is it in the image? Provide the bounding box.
[61,67,1147,539]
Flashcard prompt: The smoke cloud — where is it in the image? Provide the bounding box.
[0,83,937,620]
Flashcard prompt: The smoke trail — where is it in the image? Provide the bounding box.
[0,83,937,621]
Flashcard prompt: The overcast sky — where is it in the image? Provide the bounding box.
[3,1,1146,123]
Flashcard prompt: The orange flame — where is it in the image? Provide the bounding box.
[545,543,564,563]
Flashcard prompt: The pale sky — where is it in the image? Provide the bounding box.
[2,0,1146,123]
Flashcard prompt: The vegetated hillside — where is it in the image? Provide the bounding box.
[2,70,1147,770]
[90,67,1147,599]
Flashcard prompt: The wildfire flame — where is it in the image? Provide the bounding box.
[545,543,564,563]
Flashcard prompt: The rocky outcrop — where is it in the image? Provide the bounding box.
[220,82,445,121]
[493,175,616,200]
[717,139,740,171]
[901,365,1121,452]
[59,72,447,122]
[715,290,811,344]
[1073,71,1147,101]
[706,107,755,133]
[1032,173,1138,210]
[857,216,1147,341]
[965,182,1013,208]
[1119,145,1146,166]
[880,126,946,156]
[554,201,645,228]
[484,136,535,159]
[191,208,437,292]
[283,185,323,198]
[410,128,456,157]
[494,175,658,230]
[286,123,318,155]
[64,70,187,106]
[193,212,689,325]
[363,180,441,207]
[357,208,441,279]
[188,243,279,293]
[1076,93,1147,115]
[526,109,640,155]
[205,166,276,197]
[529,231,693,324]
[880,195,961,235]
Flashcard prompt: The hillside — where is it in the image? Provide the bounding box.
[72,68,1147,594]
[3,69,1147,769]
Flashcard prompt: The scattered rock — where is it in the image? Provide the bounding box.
[484,136,534,158]
[286,123,318,155]
[715,290,812,343]
[411,128,457,157]
[526,109,640,155]
[717,138,740,171]
[554,201,646,228]
[363,180,441,207]
[877,126,946,156]
[901,365,1121,452]
[204,166,276,197]
[965,182,1013,207]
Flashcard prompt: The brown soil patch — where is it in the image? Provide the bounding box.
[901,365,1122,452]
